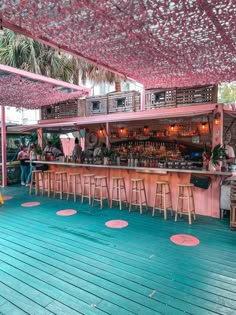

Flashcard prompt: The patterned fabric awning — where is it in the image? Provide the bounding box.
[0,64,90,108]
[0,0,235,88]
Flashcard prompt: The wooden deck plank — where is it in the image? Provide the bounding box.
[1,218,236,300]
[1,211,236,276]
[0,301,27,315]
[0,269,53,307]
[0,282,54,315]
[0,222,234,314]
[0,185,236,314]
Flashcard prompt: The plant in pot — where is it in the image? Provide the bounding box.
[209,144,226,171]
[101,147,114,165]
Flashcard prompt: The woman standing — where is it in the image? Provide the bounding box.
[17,145,29,185]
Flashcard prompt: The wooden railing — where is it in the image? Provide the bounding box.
[41,85,217,120]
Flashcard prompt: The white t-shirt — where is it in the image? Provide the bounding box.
[225,144,235,159]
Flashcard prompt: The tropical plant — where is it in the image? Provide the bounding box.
[0,29,123,87]
[218,82,236,104]
[34,145,42,155]
[211,144,226,166]
[101,147,114,158]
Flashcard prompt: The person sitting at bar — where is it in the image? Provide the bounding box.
[42,140,62,159]
[72,137,82,162]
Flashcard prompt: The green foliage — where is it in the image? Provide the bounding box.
[211,144,226,166]
[218,82,236,104]
[34,145,42,155]
[0,29,122,85]
[101,147,114,158]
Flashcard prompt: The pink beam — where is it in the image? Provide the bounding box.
[0,64,90,94]
[1,106,7,187]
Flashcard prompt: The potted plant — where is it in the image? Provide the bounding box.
[101,147,114,165]
[209,144,226,171]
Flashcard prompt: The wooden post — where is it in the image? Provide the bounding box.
[37,128,43,149]
[106,122,110,149]
[1,105,7,187]
[141,86,146,111]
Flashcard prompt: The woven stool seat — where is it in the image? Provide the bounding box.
[175,183,196,224]
[81,174,95,205]
[29,170,44,195]
[43,170,55,197]
[129,178,148,214]
[54,171,68,200]
[110,177,128,210]
[92,176,110,209]
[67,173,82,202]
[152,180,173,220]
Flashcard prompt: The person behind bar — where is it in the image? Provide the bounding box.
[43,140,62,158]
[93,142,106,158]
[72,137,82,162]
[225,142,235,164]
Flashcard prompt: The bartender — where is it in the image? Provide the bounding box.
[225,142,235,164]
[93,142,106,158]
[42,140,62,158]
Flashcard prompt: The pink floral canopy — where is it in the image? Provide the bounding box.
[0,65,89,108]
[0,0,235,88]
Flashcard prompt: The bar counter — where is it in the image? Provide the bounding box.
[33,161,235,218]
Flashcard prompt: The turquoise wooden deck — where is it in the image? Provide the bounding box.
[0,185,235,315]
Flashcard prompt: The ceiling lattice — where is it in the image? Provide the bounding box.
[0,66,89,108]
[0,0,236,88]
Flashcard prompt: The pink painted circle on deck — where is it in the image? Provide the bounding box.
[3,196,13,201]
[170,234,200,246]
[56,209,77,216]
[105,220,128,229]
[21,201,40,207]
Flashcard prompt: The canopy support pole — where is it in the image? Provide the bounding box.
[1,105,7,187]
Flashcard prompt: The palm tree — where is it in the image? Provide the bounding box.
[0,29,122,88]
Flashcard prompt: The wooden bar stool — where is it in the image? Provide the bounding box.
[81,174,95,205]
[92,176,110,209]
[43,170,55,197]
[230,181,236,230]
[54,171,68,200]
[129,178,148,214]
[152,181,173,220]
[110,177,128,210]
[29,170,44,195]
[175,183,196,224]
[67,173,82,202]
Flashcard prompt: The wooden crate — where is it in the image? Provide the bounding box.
[145,85,217,110]
[176,85,216,106]
[145,88,177,110]
[108,91,140,113]
[86,95,108,115]
[41,98,79,120]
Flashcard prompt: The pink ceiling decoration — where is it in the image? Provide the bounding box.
[0,1,235,88]
[0,74,87,108]
[0,64,90,108]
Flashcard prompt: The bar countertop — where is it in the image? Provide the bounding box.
[32,160,234,176]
